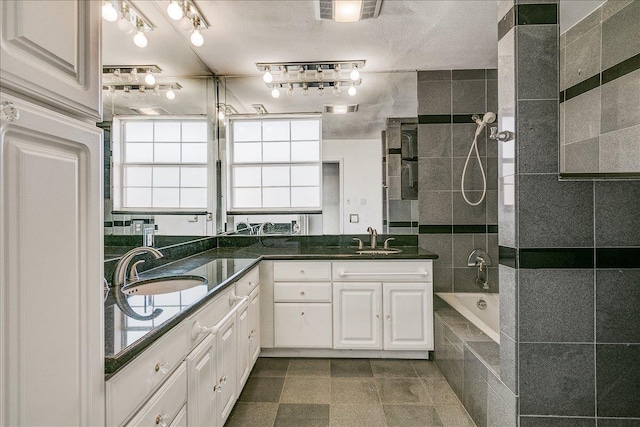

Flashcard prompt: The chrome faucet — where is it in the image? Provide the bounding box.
[236,221,254,235]
[258,221,275,235]
[112,246,163,288]
[367,227,378,249]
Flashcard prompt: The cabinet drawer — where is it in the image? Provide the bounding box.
[332,261,432,282]
[274,303,332,348]
[274,282,332,302]
[106,323,189,427]
[124,362,187,427]
[273,261,332,281]
[187,285,236,345]
[236,265,260,296]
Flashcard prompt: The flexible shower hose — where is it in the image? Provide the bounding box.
[461,125,487,206]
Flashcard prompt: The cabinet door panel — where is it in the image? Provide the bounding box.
[236,300,251,391]
[186,334,216,427]
[0,95,103,426]
[333,282,382,349]
[274,303,332,348]
[216,313,237,426]
[249,286,261,365]
[0,1,101,119]
[383,283,433,350]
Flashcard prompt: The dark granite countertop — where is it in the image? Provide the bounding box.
[104,245,437,377]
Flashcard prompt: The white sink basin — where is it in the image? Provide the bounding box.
[121,275,207,295]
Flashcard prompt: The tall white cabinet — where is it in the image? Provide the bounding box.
[0,1,103,425]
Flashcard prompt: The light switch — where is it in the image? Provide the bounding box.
[349,214,359,223]
[360,198,367,205]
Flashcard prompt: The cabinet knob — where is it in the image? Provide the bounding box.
[155,414,169,426]
[0,101,19,122]
[300,269,305,274]
[154,361,169,373]
[386,315,391,320]
[214,384,223,393]
[220,376,228,384]
[301,312,305,316]
[376,314,380,319]
[300,291,305,296]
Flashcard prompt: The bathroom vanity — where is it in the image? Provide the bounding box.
[104,246,436,426]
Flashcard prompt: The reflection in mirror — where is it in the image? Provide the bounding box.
[559,0,640,176]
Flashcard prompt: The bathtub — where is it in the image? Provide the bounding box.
[436,293,500,343]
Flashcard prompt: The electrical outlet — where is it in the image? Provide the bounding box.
[349,214,359,223]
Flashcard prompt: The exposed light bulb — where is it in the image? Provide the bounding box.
[102,1,118,22]
[302,83,309,96]
[106,85,116,97]
[348,85,357,96]
[138,86,146,98]
[152,86,161,97]
[122,86,131,99]
[117,15,135,34]
[263,68,273,84]
[133,30,148,48]
[166,87,176,100]
[287,84,294,96]
[318,83,325,96]
[144,70,156,86]
[316,66,324,80]
[333,82,341,96]
[218,110,226,121]
[298,66,306,80]
[281,66,289,80]
[128,68,138,82]
[271,86,280,99]
[167,1,184,20]
[350,65,360,81]
[179,16,193,31]
[334,65,342,79]
[112,68,122,84]
[190,28,204,47]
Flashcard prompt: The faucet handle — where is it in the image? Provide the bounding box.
[128,260,145,281]
[383,237,395,249]
[352,237,364,250]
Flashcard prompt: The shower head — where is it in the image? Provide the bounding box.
[482,112,496,124]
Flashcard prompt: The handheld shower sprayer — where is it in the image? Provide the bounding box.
[461,112,496,206]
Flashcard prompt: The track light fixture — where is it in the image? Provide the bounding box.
[165,0,209,46]
[256,60,365,98]
[103,1,155,47]
[102,1,118,22]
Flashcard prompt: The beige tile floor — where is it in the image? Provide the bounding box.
[225,358,476,427]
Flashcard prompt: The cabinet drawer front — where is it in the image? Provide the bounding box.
[106,323,189,427]
[187,286,236,345]
[124,362,187,427]
[332,261,432,282]
[274,261,332,281]
[274,303,332,348]
[236,265,260,296]
[274,282,332,302]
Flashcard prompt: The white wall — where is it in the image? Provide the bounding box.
[323,139,383,234]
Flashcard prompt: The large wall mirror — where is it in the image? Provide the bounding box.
[559,0,640,177]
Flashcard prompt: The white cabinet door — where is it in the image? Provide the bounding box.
[274,303,332,348]
[333,282,383,349]
[0,94,103,426]
[249,286,261,365]
[382,283,433,351]
[186,334,216,427]
[215,310,237,426]
[0,1,101,119]
[236,299,251,391]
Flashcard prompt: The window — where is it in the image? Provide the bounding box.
[117,119,208,210]
[228,116,322,212]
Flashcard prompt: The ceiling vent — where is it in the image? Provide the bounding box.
[324,104,359,114]
[316,0,383,21]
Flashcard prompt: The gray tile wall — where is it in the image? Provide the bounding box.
[417,69,499,294]
[560,0,640,173]
[498,0,640,424]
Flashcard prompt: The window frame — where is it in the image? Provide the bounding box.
[112,115,211,213]
[226,114,323,214]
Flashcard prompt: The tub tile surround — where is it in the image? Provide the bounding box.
[498,0,640,424]
[560,0,640,174]
[417,68,499,295]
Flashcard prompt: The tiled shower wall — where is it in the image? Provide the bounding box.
[416,70,499,293]
[498,0,640,424]
[560,0,640,174]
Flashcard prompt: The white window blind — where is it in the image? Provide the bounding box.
[120,119,208,210]
[229,116,322,212]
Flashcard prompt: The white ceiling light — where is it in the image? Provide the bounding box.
[137,86,146,98]
[133,29,148,48]
[122,86,131,99]
[271,86,280,98]
[318,83,325,96]
[348,84,357,96]
[334,0,363,22]
[167,1,184,20]
[166,86,176,100]
[190,28,204,47]
[302,83,309,96]
[325,104,359,114]
[117,13,135,34]
[102,1,119,22]
[349,65,360,81]
[332,82,341,96]
[287,84,294,96]
[263,67,274,84]
[144,70,156,86]
[218,110,225,121]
